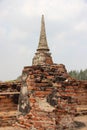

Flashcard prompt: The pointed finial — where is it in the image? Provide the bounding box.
[32,15,53,65]
[37,15,49,51]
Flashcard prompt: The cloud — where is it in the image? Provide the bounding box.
[74,21,87,32]
[0,0,87,81]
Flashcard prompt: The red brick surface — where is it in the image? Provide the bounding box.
[17,64,79,130]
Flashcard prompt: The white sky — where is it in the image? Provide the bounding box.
[0,0,87,81]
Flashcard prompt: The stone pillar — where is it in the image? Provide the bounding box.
[18,72,30,115]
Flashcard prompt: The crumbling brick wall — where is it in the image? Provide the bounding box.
[18,64,79,130]
[77,81,87,105]
[1,65,87,129]
[0,82,21,126]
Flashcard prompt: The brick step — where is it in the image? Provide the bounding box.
[0,116,17,126]
[0,111,17,126]
[0,107,17,110]
[0,106,17,111]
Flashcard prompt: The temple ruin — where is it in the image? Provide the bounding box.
[0,15,87,130]
[17,15,79,130]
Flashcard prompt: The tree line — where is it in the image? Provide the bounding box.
[69,69,87,80]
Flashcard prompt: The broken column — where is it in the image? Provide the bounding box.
[18,72,30,115]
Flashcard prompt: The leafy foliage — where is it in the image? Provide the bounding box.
[69,69,87,80]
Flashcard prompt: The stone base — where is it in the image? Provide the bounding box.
[17,64,78,129]
[32,52,53,65]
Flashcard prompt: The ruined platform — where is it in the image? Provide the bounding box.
[0,15,87,130]
[17,64,79,130]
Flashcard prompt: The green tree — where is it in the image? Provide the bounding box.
[69,69,87,80]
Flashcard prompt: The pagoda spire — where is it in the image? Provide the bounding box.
[37,15,49,51]
[32,15,53,65]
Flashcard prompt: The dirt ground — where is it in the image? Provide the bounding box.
[0,126,26,130]
[0,115,87,130]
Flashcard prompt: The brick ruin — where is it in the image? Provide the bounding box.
[17,15,78,130]
[0,15,87,129]
[0,81,21,126]
[18,64,79,130]
[76,81,87,115]
[77,81,87,106]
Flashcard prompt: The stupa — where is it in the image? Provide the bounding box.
[32,15,53,65]
[17,15,78,130]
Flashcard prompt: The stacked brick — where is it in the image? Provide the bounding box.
[17,64,79,130]
[0,81,21,127]
[76,81,87,115]
[0,15,87,129]
[77,81,87,105]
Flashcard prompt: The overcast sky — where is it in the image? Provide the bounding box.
[0,0,87,81]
